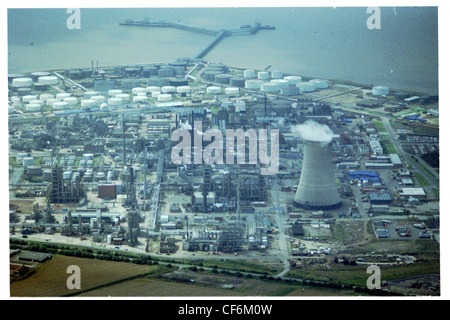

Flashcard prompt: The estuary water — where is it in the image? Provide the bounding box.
[7,7,438,94]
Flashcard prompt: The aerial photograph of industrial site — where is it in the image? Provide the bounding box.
[6,5,442,301]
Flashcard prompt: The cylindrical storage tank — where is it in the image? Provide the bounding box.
[244,69,256,78]
[16,153,28,165]
[161,86,176,93]
[56,92,71,100]
[206,86,221,94]
[176,86,191,94]
[133,96,148,103]
[147,77,168,87]
[260,82,280,93]
[8,73,26,83]
[124,67,141,76]
[108,89,123,97]
[225,87,240,95]
[83,153,94,160]
[81,99,96,108]
[64,97,78,106]
[11,97,21,105]
[115,94,130,103]
[17,88,32,96]
[108,98,123,106]
[310,79,329,89]
[297,82,316,92]
[143,66,159,76]
[230,76,246,88]
[372,86,390,96]
[38,76,59,85]
[257,71,270,80]
[157,67,175,77]
[294,140,341,210]
[132,87,146,95]
[12,77,33,87]
[84,91,99,99]
[26,104,42,112]
[284,76,302,85]
[29,100,45,107]
[151,91,161,98]
[271,79,289,88]
[121,78,142,89]
[271,70,283,79]
[22,157,35,167]
[146,86,161,93]
[46,98,60,107]
[33,83,48,92]
[214,74,233,84]
[202,71,222,82]
[173,66,186,76]
[53,101,68,110]
[22,95,38,103]
[169,78,189,87]
[94,80,115,92]
[280,86,300,96]
[31,71,51,81]
[158,94,172,102]
[245,79,263,90]
[39,94,54,102]
[91,95,106,105]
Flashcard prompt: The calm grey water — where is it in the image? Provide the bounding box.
[7,7,438,94]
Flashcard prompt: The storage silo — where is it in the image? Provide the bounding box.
[297,82,316,92]
[372,86,390,96]
[244,69,256,78]
[245,79,263,90]
[284,76,302,85]
[293,122,341,210]
[230,76,246,88]
[260,82,280,93]
[38,76,59,85]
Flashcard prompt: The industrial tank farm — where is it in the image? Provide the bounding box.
[8,48,440,296]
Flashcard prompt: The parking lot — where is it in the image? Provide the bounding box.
[373,220,433,240]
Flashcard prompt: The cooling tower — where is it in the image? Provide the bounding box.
[294,140,341,210]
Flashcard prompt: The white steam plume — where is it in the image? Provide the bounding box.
[290,120,338,144]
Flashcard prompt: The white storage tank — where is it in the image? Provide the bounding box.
[81,99,96,108]
[84,91,99,99]
[257,71,270,80]
[12,77,33,87]
[91,95,106,105]
[161,86,176,93]
[11,97,21,105]
[158,94,172,102]
[116,93,130,102]
[271,79,289,88]
[108,89,123,97]
[46,98,60,107]
[29,100,45,107]
[260,82,280,93]
[244,69,256,78]
[83,153,94,160]
[132,87,146,95]
[38,76,59,85]
[151,91,161,98]
[245,79,263,90]
[26,104,42,112]
[146,86,160,93]
[133,96,148,103]
[206,86,221,94]
[64,97,78,106]
[53,101,68,110]
[271,70,283,79]
[372,86,390,96]
[108,98,123,106]
[176,86,191,94]
[56,92,71,100]
[16,153,28,165]
[225,87,240,95]
[310,79,329,89]
[297,82,316,92]
[22,95,38,103]
[284,76,302,85]
[39,93,54,102]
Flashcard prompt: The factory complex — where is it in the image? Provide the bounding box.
[8,22,440,295]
